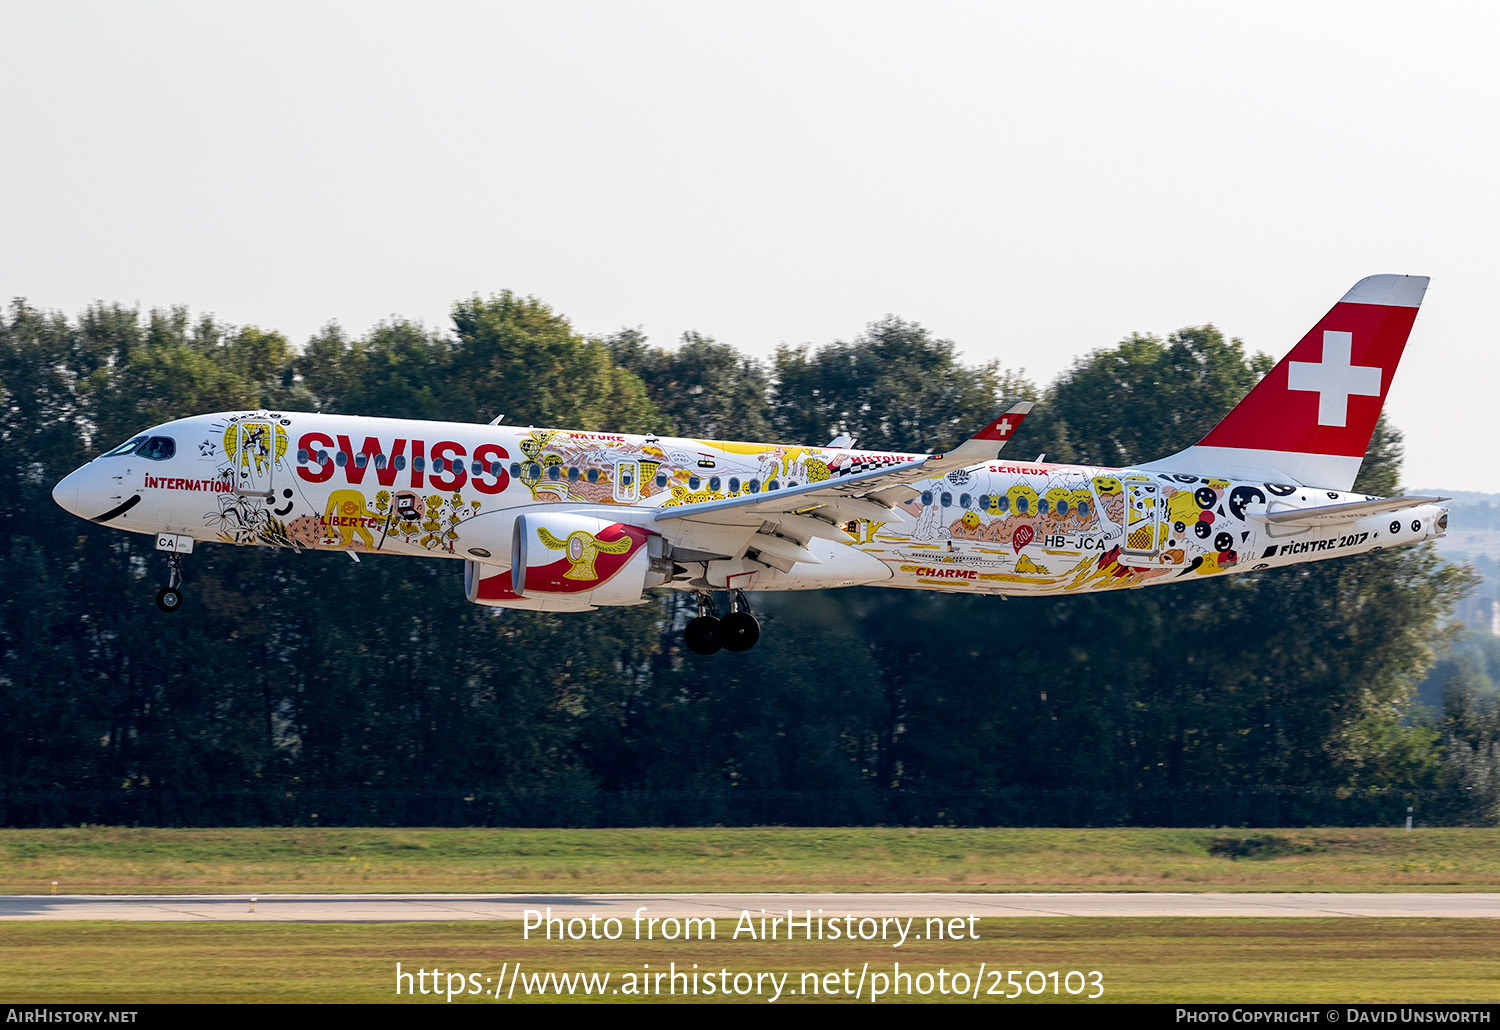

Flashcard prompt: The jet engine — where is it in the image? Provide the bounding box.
[464,511,666,610]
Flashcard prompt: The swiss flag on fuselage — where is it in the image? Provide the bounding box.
[1197,278,1425,459]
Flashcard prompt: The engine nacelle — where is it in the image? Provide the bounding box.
[463,512,661,610]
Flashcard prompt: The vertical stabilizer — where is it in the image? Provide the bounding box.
[1147,274,1428,490]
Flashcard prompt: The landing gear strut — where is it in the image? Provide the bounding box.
[684,592,722,655]
[683,590,761,655]
[719,590,760,652]
[156,553,184,613]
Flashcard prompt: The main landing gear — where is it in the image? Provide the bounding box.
[684,590,761,655]
[156,553,185,613]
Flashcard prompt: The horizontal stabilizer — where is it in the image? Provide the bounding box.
[1249,495,1448,528]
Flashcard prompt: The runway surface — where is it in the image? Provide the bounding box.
[3,893,1498,921]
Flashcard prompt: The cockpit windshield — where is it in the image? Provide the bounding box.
[135,437,176,461]
[101,436,147,457]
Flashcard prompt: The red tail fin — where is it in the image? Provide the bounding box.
[1150,274,1428,491]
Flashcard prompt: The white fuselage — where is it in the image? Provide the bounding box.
[52,410,1448,603]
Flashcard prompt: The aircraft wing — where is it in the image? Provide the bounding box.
[652,403,1032,567]
[1248,495,1449,528]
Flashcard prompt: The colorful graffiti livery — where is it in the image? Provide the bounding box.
[52,275,1449,654]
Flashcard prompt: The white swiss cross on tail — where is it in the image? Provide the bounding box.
[1146,274,1429,492]
[1287,330,1383,427]
[974,407,1028,442]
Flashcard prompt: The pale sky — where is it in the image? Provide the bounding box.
[3,2,1496,489]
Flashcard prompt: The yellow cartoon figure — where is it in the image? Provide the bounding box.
[323,490,379,550]
[1006,483,1040,517]
[1166,489,1202,528]
[960,511,982,531]
[536,527,634,581]
[1069,488,1095,524]
[1044,486,1073,520]
[1016,555,1050,575]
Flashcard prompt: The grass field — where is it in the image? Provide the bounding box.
[5,827,1500,894]
[1,918,1493,1003]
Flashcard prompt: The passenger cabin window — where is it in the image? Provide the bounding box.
[136,437,175,461]
[394,455,407,471]
[335,452,348,467]
[655,473,668,487]
[297,448,309,464]
[941,492,952,507]
[354,453,368,468]
[413,456,426,472]
[959,493,971,509]
[102,436,147,457]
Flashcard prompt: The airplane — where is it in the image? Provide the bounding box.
[51,274,1448,655]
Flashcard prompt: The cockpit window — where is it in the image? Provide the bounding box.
[102,436,147,457]
[134,437,176,461]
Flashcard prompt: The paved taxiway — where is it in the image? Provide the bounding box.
[2,893,1497,921]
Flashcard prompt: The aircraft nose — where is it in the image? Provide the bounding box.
[52,468,83,518]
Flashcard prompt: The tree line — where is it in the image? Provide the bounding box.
[0,293,1489,826]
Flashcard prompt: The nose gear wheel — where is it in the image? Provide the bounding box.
[156,553,185,613]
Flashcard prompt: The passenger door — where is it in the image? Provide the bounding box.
[228,420,276,497]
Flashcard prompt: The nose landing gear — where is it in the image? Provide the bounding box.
[683,590,760,655]
[156,553,185,613]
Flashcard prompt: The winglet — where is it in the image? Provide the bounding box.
[971,401,1033,443]
[927,401,1034,469]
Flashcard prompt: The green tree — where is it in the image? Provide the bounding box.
[606,329,774,442]
[771,316,1036,453]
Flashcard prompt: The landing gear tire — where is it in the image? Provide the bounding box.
[685,616,722,655]
[156,551,185,612]
[719,611,760,652]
